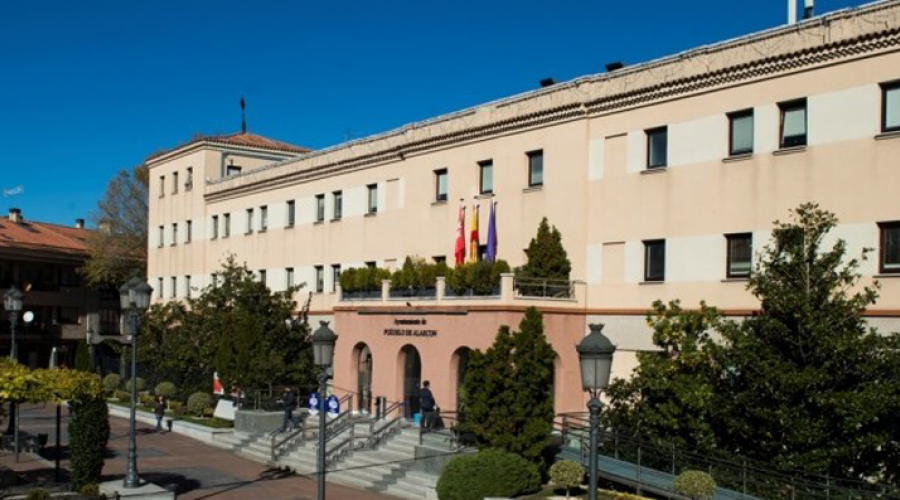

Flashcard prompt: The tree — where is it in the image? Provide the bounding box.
[605,203,900,485]
[68,397,110,489]
[517,218,571,281]
[74,340,91,372]
[81,165,148,286]
[462,308,557,469]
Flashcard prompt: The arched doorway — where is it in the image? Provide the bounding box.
[400,345,422,419]
[452,347,471,413]
[354,343,373,414]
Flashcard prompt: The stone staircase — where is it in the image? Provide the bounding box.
[210,420,447,500]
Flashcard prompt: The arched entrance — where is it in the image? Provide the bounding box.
[354,343,373,414]
[400,345,422,419]
[452,347,471,412]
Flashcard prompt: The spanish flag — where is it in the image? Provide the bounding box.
[469,204,480,262]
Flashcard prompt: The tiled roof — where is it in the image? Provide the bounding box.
[146,132,310,162]
[0,216,90,258]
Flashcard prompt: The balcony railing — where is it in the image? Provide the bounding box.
[337,273,584,307]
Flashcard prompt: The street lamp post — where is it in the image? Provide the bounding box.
[576,323,616,500]
[4,286,24,462]
[312,321,337,500]
[118,277,152,489]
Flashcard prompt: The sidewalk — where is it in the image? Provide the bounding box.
[1,404,401,500]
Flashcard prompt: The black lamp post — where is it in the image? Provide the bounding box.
[118,277,152,489]
[576,323,616,500]
[4,285,23,461]
[312,321,337,500]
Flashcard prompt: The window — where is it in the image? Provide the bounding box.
[433,256,446,265]
[159,176,165,197]
[157,278,163,299]
[172,172,179,194]
[212,273,218,289]
[226,164,242,176]
[185,276,192,299]
[879,222,900,274]
[479,160,494,194]
[157,225,164,248]
[170,277,177,298]
[211,215,219,239]
[643,240,666,282]
[223,213,231,237]
[435,169,448,202]
[259,270,267,286]
[365,261,377,270]
[316,194,325,222]
[171,223,177,246]
[728,110,754,156]
[726,233,753,278]
[185,220,192,243]
[527,150,544,187]
[286,268,295,289]
[333,191,343,220]
[315,266,324,292]
[331,264,341,293]
[246,208,254,234]
[185,167,193,190]
[779,99,807,148]
[646,127,668,169]
[286,201,296,227]
[260,206,268,231]
[882,82,900,133]
[367,184,378,214]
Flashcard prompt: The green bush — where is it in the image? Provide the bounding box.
[102,373,121,393]
[154,381,177,399]
[436,448,541,500]
[114,390,130,402]
[125,377,145,392]
[187,392,213,416]
[74,340,91,372]
[140,394,155,407]
[674,470,717,500]
[444,260,509,296]
[26,488,51,500]
[549,460,584,498]
[80,483,104,499]
[69,398,110,489]
[168,400,185,414]
[341,266,390,294]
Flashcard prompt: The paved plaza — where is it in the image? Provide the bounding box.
[0,404,399,500]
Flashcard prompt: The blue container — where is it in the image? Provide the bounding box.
[412,412,421,425]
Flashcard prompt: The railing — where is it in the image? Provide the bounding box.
[270,393,352,462]
[417,411,473,452]
[514,277,575,299]
[360,400,405,451]
[558,413,897,500]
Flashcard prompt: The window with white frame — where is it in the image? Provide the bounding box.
[367,184,378,214]
[260,206,268,231]
[186,220,192,243]
[779,99,807,148]
[211,215,219,239]
[331,264,341,292]
[882,82,900,133]
[316,194,325,222]
[728,110,754,156]
[333,191,343,220]
[286,200,296,227]
[644,239,666,282]
[646,127,668,169]
[879,222,900,274]
[479,160,493,194]
[286,268,295,289]
[527,150,544,187]
[435,169,448,202]
[315,266,324,292]
[726,233,752,278]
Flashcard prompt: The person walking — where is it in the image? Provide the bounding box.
[154,396,166,433]
[420,380,437,432]
[279,386,297,433]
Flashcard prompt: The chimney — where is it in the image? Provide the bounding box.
[605,61,625,73]
[788,0,797,24]
[539,78,556,88]
[75,218,85,229]
[8,208,21,224]
[803,0,814,19]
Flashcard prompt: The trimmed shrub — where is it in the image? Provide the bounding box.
[102,373,121,393]
[169,400,185,414]
[26,488,51,500]
[155,381,177,399]
[69,398,110,489]
[549,460,584,498]
[79,484,103,499]
[436,448,541,500]
[114,390,130,402]
[140,394,155,407]
[125,377,145,392]
[187,392,213,416]
[674,470,717,500]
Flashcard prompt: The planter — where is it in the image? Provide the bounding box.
[107,402,233,444]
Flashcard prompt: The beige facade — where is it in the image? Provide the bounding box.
[147,1,900,414]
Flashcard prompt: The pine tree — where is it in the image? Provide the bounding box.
[462,326,516,450]
[74,340,91,372]
[517,218,571,281]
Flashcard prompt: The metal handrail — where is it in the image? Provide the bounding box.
[418,410,470,451]
[362,401,405,450]
[270,393,353,462]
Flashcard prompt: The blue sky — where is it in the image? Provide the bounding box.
[0,0,869,225]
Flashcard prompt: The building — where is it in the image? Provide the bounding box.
[147,1,900,416]
[0,208,122,368]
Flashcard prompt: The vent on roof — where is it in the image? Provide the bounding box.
[539,78,556,88]
[605,61,626,73]
[75,218,85,229]
[8,208,21,224]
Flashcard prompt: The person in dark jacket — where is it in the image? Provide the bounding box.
[420,381,437,432]
[154,396,166,433]
[278,387,297,433]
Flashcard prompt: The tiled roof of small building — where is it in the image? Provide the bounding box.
[0,216,90,257]
[146,132,310,162]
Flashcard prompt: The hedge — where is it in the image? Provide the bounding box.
[674,470,717,500]
[187,392,214,416]
[436,448,541,500]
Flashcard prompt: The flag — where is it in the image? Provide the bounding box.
[469,204,480,261]
[454,205,466,265]
[486,201,497,262]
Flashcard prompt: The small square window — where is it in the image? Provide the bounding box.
[646,127,668,169]
[333,191,343,220]
[435,169,448,202]
[779,99,807,148]
[728,110,754,156]
[882,82,900,133]
[726,233,753,278]
[527,150,544,187]
[644,239,666,282]
[879,222,900,274]
[286,201,296,227]
[316,194,325,222]
[367,184,378,214]
[479,160,493,194]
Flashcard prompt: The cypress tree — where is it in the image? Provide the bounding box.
[518,218,571,281]
[74,340,91,372]
[462,326,516,450]
[69,397,110,489]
